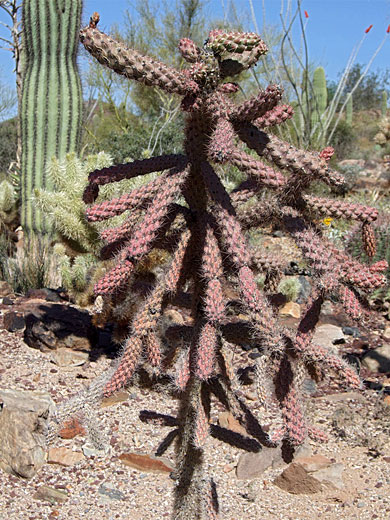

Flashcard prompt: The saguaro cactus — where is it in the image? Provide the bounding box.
[50,15,387,519]
[346,93,353,125]
[381,90,388,116]
[20,0,83,234]
[311,66,327,127]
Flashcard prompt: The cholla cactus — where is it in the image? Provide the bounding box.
[59,15,388,518]
[33,151,159,303]
[0,176,18,231]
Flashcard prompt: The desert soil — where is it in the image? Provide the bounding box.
[0,314,390,520]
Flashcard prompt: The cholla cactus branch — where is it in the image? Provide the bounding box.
[303,195,379,223]
[361,222,377,257]
[80,15,199,96]
[254,104,294,128]
[236,123,346,189]
[83,154,188,203]
[230,84,283,122]
[86,167,186,222]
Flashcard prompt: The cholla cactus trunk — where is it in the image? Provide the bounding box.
[71,14,389,519]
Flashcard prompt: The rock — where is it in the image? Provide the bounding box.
[0,389,54,478]
[119,453,174,474]
[362,344,390,373]
[3,311,25,332]
[296,276,312,304]
[34,485,68,504]
[98,483,125,501]
[23,303,97,352]
[101,391,129,408]
[2,296,14,305]
[82,442,111,458]
[302,378,317,395]
[274,463,322,494]
[342,326,360,337]
[313,463,344,490]
[279,302,301,319]
[318,391,365,402]
[58,417,86,439]
[218,412,247,436]
[47,447,84,466]
[51,348,89,367]
[26,288,63,302]
[312,324,345,349]
[236,447,281,479]
[294,454,332,472]
[0,280,13,297]
[236,443,312,479]
[383,327,390,341]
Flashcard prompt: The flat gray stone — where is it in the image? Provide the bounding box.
[312,324,345,349]
[236,447,280,479]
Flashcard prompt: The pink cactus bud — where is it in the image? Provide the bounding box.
[319,146,334,162]
[178,38,201,63]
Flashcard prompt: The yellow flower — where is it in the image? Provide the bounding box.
[322,217,333,227]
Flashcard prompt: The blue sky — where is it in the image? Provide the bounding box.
[0,1,389,94]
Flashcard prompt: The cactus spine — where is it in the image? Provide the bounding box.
[20,0,83,234]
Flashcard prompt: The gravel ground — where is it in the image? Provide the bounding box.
[1,324,390,520]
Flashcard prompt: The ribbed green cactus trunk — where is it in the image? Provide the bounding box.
[20,0,83,235]
[381,90,388,116]
[311,66,327,127]
[346,94,353,125]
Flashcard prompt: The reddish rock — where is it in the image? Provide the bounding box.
[58,417,86,439]
[119,453,174,474]
[274,463,322,494]
[279,301,301,319]
[47,447,84,466]
[294,454,331,472]
[218,412,247,436]
[101,391,129,408]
